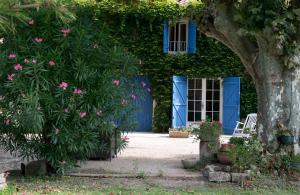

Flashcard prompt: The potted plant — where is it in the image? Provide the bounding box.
[217,137,243,165]
[277,125,294,145]
[169,127,191,138]
[191,120,222,159]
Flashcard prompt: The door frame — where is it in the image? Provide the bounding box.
[186,78,223,127]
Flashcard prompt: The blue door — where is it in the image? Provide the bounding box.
[223,77,240,135]
[132,76,153,132]
[172,76,187,128]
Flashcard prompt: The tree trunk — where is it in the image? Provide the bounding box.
[199,2,300,154]
[254,55,300,154]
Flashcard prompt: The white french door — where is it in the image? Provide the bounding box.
[187,79,222,125]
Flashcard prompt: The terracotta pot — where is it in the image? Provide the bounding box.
[217,152,231,165]
[220,144,236,152]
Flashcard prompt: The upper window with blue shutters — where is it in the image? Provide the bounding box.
[169,20,188,53]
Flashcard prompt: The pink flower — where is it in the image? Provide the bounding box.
[48,60,55,66]
[4,119,11,125]
[61,28,70,37]
[113,80,120,86]
[14,64,23,71]
[141,81,146,87]
[32,59,37,64]
[64,108,69,113]
[131,94,137,100]
[121,99,128,105]
[8,54,16,59]
[34,37,43,43]
[79,112,87,118]
[7,74,15,81]
[28,19,34,25]
[73,88,82,94]
[122,136,129,142]
[96,111,103,116]
[24,59,30,64]
[59,81,68,90]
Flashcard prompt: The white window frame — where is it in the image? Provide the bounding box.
[186,78,223,127]
[168,19,188,53]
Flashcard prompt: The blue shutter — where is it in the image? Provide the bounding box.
[163,20,169,53]
[187,20,196,54]
[222,77,240,135]
[172,76,187,128]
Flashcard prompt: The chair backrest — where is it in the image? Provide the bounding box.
[244,113,257,129]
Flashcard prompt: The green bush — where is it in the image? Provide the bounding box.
[0,7,143,173]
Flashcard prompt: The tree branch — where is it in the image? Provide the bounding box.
[199,2,259,78]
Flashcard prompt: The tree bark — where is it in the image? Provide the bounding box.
[200,1,300,154]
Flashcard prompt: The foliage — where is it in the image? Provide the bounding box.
[229,137,245,146]
[0,6,143,173]
[192,121,222,141]
[228,135,264,172]
[276,123,294,136]
[82,0,257,132]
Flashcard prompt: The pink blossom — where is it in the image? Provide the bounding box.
[79,112,87,118]
[73,88,82,94]
[4,119,11,125]
[24,59,30,64]
[59,81,68,90]
[48,60,55,66]
[122,135,129,142]
[7,74,15,81]
[28,19,34,25]
[141,81,146,87]
[121,99,128,105]
[34,37,43,43]
[113,80,120,86]
[32,59,37,64]
[14,64,23,71]
[96,111,103,116]
[8,54,16,59]
[131,94,137,100]
[64,108,69,113]
[61,28,70,37]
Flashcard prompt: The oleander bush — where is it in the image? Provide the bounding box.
[0,6,144,173]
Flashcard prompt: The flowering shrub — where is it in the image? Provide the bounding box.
[0,7,143,173]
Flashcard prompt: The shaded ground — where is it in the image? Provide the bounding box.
[72,133,201,177]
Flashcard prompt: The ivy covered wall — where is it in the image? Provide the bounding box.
[80,0,257,132]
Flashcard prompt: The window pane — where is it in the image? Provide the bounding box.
[188,101,194,110]
[213,101,220,111]
[206,91,213,100]
[176,23,179,42]
[188,90,194,100]
[206,112,212,121]
[188,112,194,121]
[195,101,202,111]
[195,90,201,100]
[195,79,202,89]
[206,101,212,111]
[188,79,195,89]
[195,112,201,121]
[169,26,175,42]
[213,112,220,121]
[214,80,220,89]
[207,80,213,89]
[180,23,186,42]
[214,91,220,100]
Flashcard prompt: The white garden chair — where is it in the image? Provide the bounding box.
[233,113,257,138]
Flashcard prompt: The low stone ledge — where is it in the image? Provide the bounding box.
[208,171,231,182]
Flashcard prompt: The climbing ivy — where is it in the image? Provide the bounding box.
[78,0,257,132]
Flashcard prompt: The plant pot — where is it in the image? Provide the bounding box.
[217,152,231,165]
[169,130,190,138]
[199,140,215,160]
[181,158,198,169]
[220,144,236,152]
[277,135,294,145]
